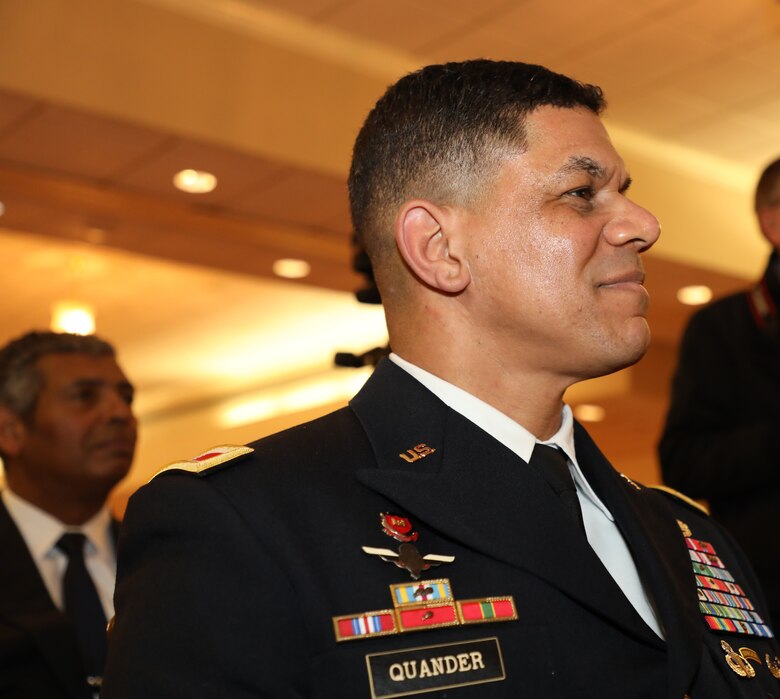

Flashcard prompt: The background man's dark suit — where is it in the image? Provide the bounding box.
[104,360,780,698]
[660,254,780,625]
[661,157,780,627]
[0,501,98,699]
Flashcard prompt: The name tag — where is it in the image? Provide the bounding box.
[365,637,505,698]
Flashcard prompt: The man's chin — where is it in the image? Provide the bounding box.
[615,316,651,362]
[576,333,650,382]
[89,455,134,484]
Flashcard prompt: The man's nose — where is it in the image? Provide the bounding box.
[105,391,135,422]
[603,201,661,252]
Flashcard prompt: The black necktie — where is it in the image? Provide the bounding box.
[56,532,107,686]
[529,444,586,535]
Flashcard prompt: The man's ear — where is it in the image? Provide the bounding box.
[395,200,470,293]
[0,407,25,458]
[758,206,780,249]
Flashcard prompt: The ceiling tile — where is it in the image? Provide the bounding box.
[423,26,532,64]
[736,93,780,126]
[226,166,351,233]
[0,105,170,180]
[663,55,780,115]
[673,112,777,162]
[115,138,285,205]
[553,18,718,103]
[608,86,722,138]
[674,0,780,48]
[319,0,464,53]
[739,34,780,79]
[487,0,642,50]
[0,89,39,135]
[242,0,348,20]
[418,0,521,26]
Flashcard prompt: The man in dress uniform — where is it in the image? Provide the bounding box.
[103,61,780,698]
[0,331,136,698]
[660,157,780,628]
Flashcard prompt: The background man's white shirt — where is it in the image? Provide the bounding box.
[2,488,116,619]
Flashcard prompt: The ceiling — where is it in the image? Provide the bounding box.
[0,0,778,499]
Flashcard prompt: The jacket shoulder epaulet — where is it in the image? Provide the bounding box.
[151,445,254,481]
[649,485,710,516]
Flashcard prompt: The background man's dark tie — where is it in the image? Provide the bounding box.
[529,444,586,534]
[56,532,107,685]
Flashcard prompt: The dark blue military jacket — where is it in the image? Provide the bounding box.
[103,360,780,698]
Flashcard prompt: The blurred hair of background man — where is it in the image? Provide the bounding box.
[660,156,780,627]
[0,331,136,698]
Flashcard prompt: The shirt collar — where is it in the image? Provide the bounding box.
[1,487,113,561]
[389,353,614,521]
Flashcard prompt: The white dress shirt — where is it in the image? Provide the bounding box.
[390,353,664,638]
[2,488,117,620]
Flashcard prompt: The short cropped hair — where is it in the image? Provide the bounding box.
[348,59,606,264]
[755,157,780,211]
[0,331,115,420]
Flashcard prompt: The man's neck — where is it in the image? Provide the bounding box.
[4,475,106,525]
[391,345,569,440]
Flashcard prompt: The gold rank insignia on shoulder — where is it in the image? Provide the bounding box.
[152,444,254,480]
[333,578,517,642]
[620,473,641,490]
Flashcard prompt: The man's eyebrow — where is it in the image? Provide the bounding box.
[67,378,134,391]
[560,155,633,192]
[559,156,606,179]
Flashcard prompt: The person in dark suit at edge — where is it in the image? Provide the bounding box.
[659,156,780,628]
[103,60,780,698]
[0,331,136,698]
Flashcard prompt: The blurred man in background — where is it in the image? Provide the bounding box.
[660,157,780,626]
[0,331,136,698]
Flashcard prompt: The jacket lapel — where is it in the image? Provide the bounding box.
[573,423,702,696]
[0,501,88,699]
[351,360,660,645]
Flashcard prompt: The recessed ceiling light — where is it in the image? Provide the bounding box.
[676,285,712,306]
[51,301,95,335]
[173,169,217,194]
[273,258,311,279]
[573,404,606,423]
